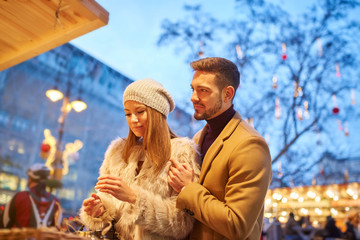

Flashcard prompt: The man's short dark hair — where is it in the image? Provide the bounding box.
[190,57,240,94]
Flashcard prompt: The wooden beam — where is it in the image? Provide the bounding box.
[0,0,109,71]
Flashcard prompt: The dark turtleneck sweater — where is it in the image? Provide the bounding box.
[200,105,236,164]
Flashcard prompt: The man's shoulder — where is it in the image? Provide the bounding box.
[232,113,263,138]
[12,191,31,204]
[14,190,30,198]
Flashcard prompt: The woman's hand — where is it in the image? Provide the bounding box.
[95,175,137,204]
[82,193,104,218]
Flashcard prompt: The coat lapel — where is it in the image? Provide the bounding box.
[198,113,242,184]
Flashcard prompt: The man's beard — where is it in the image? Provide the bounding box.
[193,97,222,120]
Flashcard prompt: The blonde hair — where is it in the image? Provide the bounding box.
[122,107,177,174]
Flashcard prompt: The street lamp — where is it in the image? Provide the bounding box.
[45,80,87,181]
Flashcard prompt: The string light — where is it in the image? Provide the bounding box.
[344,122,349,136]
[320,164,324,175]
[275,97,281,119]
[290,178,294,188]
[281,42,287,60]
[335,63,341,78]
[316,131,322,146]
[351,88,356,105]
[304,101,310,119]
[296,107,303,121]
[272,74,277,89]
[344,169,349,183]
[312,174,316,185]
[198,41,205,58]
[317,38,323,57]
[294,82,298,98]
[278,161,283,177]
[337,119,342,131]
[297,86,303,97]
[198,51,204,58]
[332,94,340,114]
[236,44,243,59]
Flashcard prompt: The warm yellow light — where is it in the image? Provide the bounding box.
[346,187,356,197]
[300,208,308,215]
[46,88,63,102]
[264,213,272,218]
[326,189,334,198]
[71,99,87,112]
[331,208,338,216]
[281,197,288,203]
[279,216,287,223]
[307,190,316,199]
[315,208,322,215]
[298,197,304,202]
[290,192,299,199]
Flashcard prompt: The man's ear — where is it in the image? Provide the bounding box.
[223,86,235,103]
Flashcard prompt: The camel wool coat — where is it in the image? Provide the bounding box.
[176,112,272,240]
[80,137,200,240]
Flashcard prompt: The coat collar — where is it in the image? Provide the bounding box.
[197,112,242,183]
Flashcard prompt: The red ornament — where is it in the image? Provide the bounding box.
[41,143,51,152]
[332,107,340,114]
[282,54,287,60]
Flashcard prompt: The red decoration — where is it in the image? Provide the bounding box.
[332,107,340,114]
[281,43,287,60]
[41,143,51,152]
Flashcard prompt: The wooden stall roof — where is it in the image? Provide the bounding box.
[0,0,109,71]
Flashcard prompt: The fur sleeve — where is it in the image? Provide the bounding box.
[172,137,201,183]
[79,138,125,231]
[117,138,200,238]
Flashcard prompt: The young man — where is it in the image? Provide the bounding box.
[3,163,62,228]
[168,57,272,240]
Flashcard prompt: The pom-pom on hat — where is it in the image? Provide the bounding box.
[123,78,175,117]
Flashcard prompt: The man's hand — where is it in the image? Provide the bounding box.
[95,175,137,204]
[168,158,194,193]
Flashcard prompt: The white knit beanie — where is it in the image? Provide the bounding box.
[123,78,175,117]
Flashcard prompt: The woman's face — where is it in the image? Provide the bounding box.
[124,100,148,137]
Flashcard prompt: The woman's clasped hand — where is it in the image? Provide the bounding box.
[95,175,137,204]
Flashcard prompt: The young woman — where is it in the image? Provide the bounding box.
[79,78,200,240]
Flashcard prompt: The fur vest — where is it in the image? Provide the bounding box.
[80,137,200,240]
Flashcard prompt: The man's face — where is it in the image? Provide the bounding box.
[190,71,224,120]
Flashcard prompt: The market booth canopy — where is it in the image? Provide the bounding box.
[0,0,109,71]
